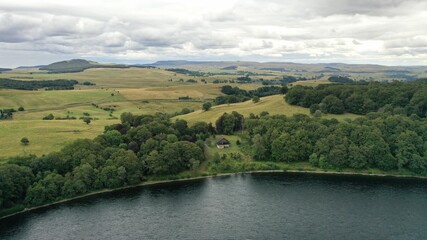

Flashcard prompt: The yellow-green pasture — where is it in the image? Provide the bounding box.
[1,67,277,88]
[118,84,261,101]
[0,89,123,110]
[13,100,202,121]
[1,83,263,121]
[2,68,182,88]
[1,84,236,158]
[175,95,361,124]
[119,84,222,100]
[0,119,118,159]
[291,77,332,87]
[0,99,208,159]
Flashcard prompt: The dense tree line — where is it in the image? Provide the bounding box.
[245,113,427,174]
[215,85,286,105]
[165,68,207,77]
[0,108,16,119]
[0,113,212,214]
[82,81,96,86]
[236,75,252,83]
[279,76,299,84]
[328,76,355,83]
[0,78,78,90]
[285,79,427,116]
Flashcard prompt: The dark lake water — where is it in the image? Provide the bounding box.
[1,173,426,240]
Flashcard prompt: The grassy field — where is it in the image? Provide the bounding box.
[119,84,222,100]
[0,119,118,159]
[206,135,244,156]
[12,100,203,120]
[119,83,261,100]
[291,77,332,87]
[2,68,184,88]
[0,100,207,159]
[0,89,123,109]
[175,95,360,124]
[1,67,277,88]
[0,83,264,122]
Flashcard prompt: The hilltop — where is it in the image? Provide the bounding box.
[39,59,97,73]
[39,59,137,73]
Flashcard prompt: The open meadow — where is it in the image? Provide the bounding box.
[175,95,360,124]
[0,119,115,159]
[1,67,280,88]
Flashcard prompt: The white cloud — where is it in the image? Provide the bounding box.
[0,0,426,67]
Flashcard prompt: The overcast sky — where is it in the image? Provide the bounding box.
[0,0,427,67]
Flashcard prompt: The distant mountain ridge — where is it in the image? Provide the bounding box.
[147,60,427,81]
[5,59,426,81]
[148,60,425,70]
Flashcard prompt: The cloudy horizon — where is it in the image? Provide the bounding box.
[1,0,427,68]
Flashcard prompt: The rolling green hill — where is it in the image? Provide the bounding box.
[39,59,130,73]
[176,95,360,124]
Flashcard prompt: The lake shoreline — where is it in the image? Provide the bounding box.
[1,169,426,221]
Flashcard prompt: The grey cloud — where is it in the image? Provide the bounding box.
[0,13,40,42]
[0,0,426,66]
[98,32,129,48]
[385,36,427,49]
[267,0,424,17]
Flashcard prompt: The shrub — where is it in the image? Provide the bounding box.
[20,137,29,145]
[42,114,54,120]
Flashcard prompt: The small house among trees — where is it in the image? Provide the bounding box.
[216,137,230,149]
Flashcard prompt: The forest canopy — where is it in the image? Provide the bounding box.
[285,79,427,117]
[215,85,286,105]
[245,113,427,173]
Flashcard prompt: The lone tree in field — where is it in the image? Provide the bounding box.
[83,118,91,125]
[252,96,260,103]
[20,137,29,145]
[202,102,212,111]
